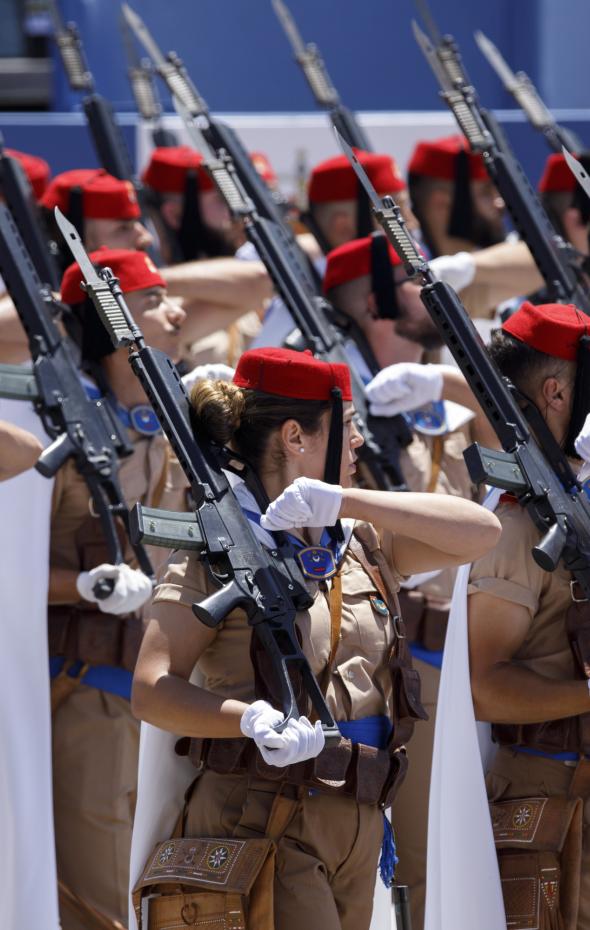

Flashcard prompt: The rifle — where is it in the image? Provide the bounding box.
[121,3,312,285]
[119,11,178,149]
[48,0,135,182]
[0,202,154,595]
[412,21,590,315]
[271,0,373,152]
[172,92,412,493]
[413,0,515,160]
[54,204,341,740]
[475,30,583,155]
[337,128,590,596]
[0,139,60,290]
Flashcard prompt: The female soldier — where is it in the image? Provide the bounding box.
[131,347,501,930]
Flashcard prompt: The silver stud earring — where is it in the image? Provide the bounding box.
[299,447,305,453]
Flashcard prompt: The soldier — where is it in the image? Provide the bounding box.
[323,233,497,929]
[538,151,590,257]
[305,149,415,256]
[130,346,501,930]
[49,248,187,930]
[468,301,590,929]
[407,134,543,320]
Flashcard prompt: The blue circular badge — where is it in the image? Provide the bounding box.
[129,404,161,436]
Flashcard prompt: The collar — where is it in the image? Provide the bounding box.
[226,470,354,578]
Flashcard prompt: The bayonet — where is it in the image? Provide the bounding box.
[562,146,590,203]
[271,0,371,149]
[55,208,135,347]
[475,29,583,153]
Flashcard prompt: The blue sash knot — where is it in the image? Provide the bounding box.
[338,715,398,888]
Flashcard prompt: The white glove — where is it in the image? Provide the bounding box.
[429,251,476,292]
[76,563,153,615]
[240,699,284,740]
[575,413,590,463]
[260,476,342,532]
[365,362,444,417]
[181,363,235,391]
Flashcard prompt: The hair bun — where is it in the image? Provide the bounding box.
[189,379,245,445]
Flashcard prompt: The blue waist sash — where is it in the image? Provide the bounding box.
[337,714,397,887]
[49,657,133,702]
[510,745,579,763]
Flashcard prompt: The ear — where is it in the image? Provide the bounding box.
[279,418,306,459]
[160,198,182,231]
[427,185,452,216]
[540,375,569,412]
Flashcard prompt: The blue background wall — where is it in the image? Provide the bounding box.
[2,0,589,188]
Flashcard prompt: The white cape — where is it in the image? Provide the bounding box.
[424,487,505,930]
[0,399,59,930]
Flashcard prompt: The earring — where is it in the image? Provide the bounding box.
[299,447,305,453]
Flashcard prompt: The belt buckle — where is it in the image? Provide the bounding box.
[570,580,589,604]
[393,615,406,639]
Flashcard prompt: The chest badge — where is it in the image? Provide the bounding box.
[370,595,389,617]
[409,400,448,437]
[129,404,161,435]
[297,546,337,579]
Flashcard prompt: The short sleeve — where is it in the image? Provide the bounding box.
[467,503,543,617]
[152,548,210,610]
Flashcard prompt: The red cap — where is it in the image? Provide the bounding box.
[323,235,403,292]
[538,154,577,193]
[41,169,140,220]
[141,146,215,194]
[61,247,166,305]
[233,347,352,401]
[4,148,50,199]
[308,150,405,204]
[408,135,488,182]
[250,151,278,187]
[502,300,589,361]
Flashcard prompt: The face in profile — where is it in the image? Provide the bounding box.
[125,286,186,362]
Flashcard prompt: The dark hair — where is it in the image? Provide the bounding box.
[488,328,566,394]
[190,380,330,470]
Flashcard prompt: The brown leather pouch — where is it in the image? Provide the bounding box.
[132,836,276,930]
[490,796,583,930]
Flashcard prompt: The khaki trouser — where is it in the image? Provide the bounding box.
[185,769,384,930]
[391,657,440,930]
[52,683,139,930]
[486,746,590,930]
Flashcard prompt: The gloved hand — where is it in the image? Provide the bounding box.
[240,699,285,740]
[429,251,476,292]
[76,563,153,615]
[260,476,342,531]
[365,362,444,417]
[575,413,590,463]
[182,363,235,391]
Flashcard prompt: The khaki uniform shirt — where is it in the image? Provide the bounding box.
[468,498,574,682]
[152,527,404,721]
[50,432,187,598]
[186,311,261,369]
[402,422,477,601]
